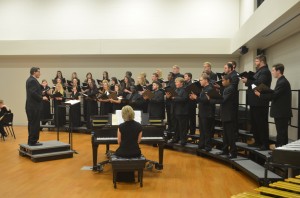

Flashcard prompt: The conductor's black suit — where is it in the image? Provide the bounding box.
[260,75,292,147]
[26,75,43,145]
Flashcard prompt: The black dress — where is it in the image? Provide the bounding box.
[41,86,52,122]
[53,91,66,127]
[70,92,81,127]
[99,91,113,116]
[85,87,99,129]
[112,92,124,113]
[115,120,142,158]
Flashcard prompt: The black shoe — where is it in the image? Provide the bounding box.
[29,143,43,146]
[167,139,178,144]
[228,153,237,159]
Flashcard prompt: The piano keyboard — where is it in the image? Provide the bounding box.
[96,137,164,140]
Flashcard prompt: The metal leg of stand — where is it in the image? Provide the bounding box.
[69,105,78,154]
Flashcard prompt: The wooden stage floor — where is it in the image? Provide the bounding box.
[0,126,257,198]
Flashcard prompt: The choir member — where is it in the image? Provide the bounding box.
[110,77,119,91]
[84,72,95,84]
[54,70,66,85]
[184,73,197,135]
[72,78,81,92]
[110,84,124,113]
[190,73,216,151]
[98,82,113,115]
[155,69,164,83]
[254,63,292,147]
[40,80,52,129]
[212,75,238,158]
[151,73,159,83]
[140,72,150,85]
[166,77,189,146]
[172,65,184,78]
[103,71,109,81]
[121,76,134,98]
[84,79,99,129]
[70,72,81,86]
[203,62,217,82]
[241,55,272,150]
[126,86,144,111]
[125,71,135,84]
[52,82,66,127]
[143,81,165,120]
[165,72,176,132]
[70,86,82,127]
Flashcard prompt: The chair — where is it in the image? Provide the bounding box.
[110,154,146,188]
[2,113,16,139]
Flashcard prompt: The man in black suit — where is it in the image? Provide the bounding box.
[254,63,292,147]
[143,81,165,120]
[172,65,184,78]
[241,55,272,150]
[26,67,43,146]
[166,77,189,146]
[190,73,216,151]
[184,72,197,135]
[212,75,238,158]
[203,62,217,82]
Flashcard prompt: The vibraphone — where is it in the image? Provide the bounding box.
[231,175,300,198]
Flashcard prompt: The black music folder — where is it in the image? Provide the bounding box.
[143,84,152,91]
[142,90,155,100]
[108,92,118,100]
[98,93,109,100]
[164,86,178,97]
[216,72,225,80]
[51,92,63,98]
[214,80,223,87]
[206,89,223,99]
[52,79,57,85]
[239,71,255,80]
[185,82,202,95]
[96,79,103,85]
[67,86,72,92]
[136,84,144,92]
[253,83,273,93]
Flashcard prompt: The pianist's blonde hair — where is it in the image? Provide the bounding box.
[122,105,135,121]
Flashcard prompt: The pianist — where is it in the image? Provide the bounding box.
[115,105,143,158]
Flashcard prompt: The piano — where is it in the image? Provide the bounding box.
[272,139,300,167]
[91,124,166,171]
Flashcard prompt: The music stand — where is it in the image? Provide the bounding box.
[59,100,81,154]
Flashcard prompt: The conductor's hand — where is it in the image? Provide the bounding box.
[254,90,261,97]
[189,92,197,100]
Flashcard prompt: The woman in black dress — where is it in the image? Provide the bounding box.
[70,72,81,86]
[98,81,112,115]
[52,82,66,127]
[115,105,142,158]
[110,77,119,91]
[109,84,124,113]
[54,71,66,85]
[40,80,52,128]
[70,86,81,127]
[84,78,99,129]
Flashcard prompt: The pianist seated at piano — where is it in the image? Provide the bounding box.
[115,105,143,158]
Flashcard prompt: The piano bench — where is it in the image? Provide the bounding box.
[110,154,146,188]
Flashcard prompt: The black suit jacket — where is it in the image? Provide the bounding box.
[197,85,216,118]
[212,85,236,122]
[245,65,272,107]
[148,89,165,119]
[171,87,189,116]
[260,76,292,118]
[209,71,218,82]
[26,75,42,110]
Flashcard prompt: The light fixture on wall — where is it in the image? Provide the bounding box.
[239,46,248,55]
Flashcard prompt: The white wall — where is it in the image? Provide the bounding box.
[0,55,237,125]
[239,0,255,27]
[0,0,239,40]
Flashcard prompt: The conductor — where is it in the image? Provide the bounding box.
[115,105,143,158]
[26,67,43,146]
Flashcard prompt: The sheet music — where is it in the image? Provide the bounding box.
[65,100,80,105]
[113,110,142,125]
